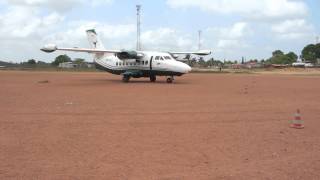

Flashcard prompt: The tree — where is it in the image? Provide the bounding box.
[241,57,245,64]
[286,52,298,62]
[52,54,71,66]
[268,50,297,64]
[73,58,85,64]
[198,57,206,67]
[27,59,36,65]
[37,61,48,65]
[301,43,320,63]
[272,50,284,57]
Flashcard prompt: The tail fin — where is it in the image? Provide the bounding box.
[86,29,105,49]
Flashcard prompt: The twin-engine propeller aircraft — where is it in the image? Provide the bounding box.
[41,29,211,83]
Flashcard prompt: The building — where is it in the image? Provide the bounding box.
[58,62,95,69]
[59,62,79,68]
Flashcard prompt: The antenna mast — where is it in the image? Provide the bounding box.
[136,5,141,51]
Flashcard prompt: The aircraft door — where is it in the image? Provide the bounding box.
[152,56,164,70]
[149,56,153,70]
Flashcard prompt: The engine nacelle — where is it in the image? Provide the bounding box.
[117,51,139,60]
[41,44,57,53]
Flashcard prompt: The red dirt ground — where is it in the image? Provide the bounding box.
[1,71,320,180]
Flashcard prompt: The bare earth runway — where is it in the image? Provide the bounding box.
[1,71,320,180]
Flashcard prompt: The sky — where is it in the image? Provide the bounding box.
[0,0,319,62]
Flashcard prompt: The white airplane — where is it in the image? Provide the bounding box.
[41,29,211,83]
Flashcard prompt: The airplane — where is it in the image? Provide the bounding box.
[41,29,211,83]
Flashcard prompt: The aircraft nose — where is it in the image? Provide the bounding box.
[186,64,192,73]
[182,63,192,73]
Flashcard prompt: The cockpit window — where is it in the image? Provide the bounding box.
[160,57,164,60]
[155,56,160,60]
[164,56,171,60]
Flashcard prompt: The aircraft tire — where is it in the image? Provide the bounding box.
[150,75,156,82]
[122,75,130,83]
[166,77,173,83]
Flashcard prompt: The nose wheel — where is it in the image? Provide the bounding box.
[166,76,174,83]
[122,75,130,83]
[150,75,156,82]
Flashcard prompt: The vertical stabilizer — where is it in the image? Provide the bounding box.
[86,29,105,49]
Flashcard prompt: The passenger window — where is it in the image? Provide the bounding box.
[145,61,148,65]
[116,62,118,66]
[142,61,144,65]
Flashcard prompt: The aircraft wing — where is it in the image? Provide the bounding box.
[41,44,144,59]
[41,44,121,54]
[169,50,212,56]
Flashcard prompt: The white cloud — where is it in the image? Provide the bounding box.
[205,22,251,49]
[206,22,249,39]
[141,28,194,51]
[167,0,308,20]
[91,0,113,7]
[44,21,136,48]
[0,6,64,39]
[271,19,315,40]
[2,0,113,11]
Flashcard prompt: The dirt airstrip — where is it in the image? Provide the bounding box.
[1,71,320,180]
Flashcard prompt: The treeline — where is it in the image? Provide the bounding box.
[10,55,88,67]
[187,43,320,67]
[265,50,298,65]
[2,42,320,68]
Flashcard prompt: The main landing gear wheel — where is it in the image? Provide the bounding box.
[122,75,130,83]
[166,76,174,83]
[150,75,156,82]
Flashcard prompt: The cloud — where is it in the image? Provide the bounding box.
[271,19,315,40]
[0,6,64,39]
[141,28,194,51]
[166,0,308,20]
[2,0,113,11]
[205,22,251,49]
[206,22,249,39]
[44,21,136,49]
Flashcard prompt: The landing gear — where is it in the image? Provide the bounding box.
[166,76,174,83]
[122,75,130,83]
[150,75,156,82]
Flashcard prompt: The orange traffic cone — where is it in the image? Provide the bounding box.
[291,109,304,129]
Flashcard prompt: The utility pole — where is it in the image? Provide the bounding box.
[198,30,202,50]
[136,5,141,51]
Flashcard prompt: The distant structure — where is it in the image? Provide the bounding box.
[59,62,78,69]
[136,5,142,51]
[58,62,94,69]
[198,30,202,50]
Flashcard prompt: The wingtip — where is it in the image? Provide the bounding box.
[40,44,57,53]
